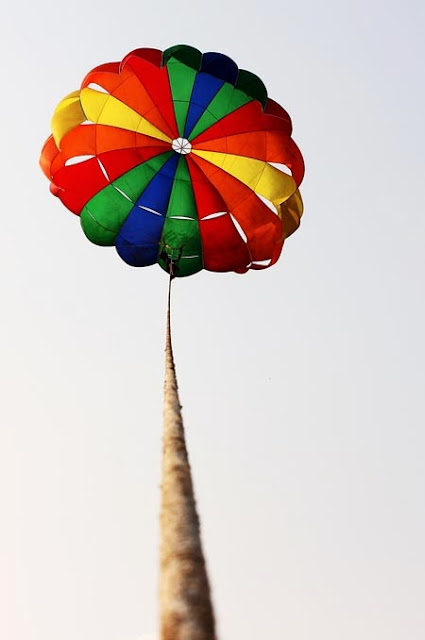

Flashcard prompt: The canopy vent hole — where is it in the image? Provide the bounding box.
[65,155,95,166]
[113,186,133,202]
[87,83,109,94]
[97,158,110,181]
[269,161,292,176]
[230,214,248,243]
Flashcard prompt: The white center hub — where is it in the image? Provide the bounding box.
[172,137,192,155]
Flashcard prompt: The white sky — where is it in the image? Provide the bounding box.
[1,1,424,639]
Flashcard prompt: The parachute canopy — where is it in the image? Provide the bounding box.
[40,45,304,277]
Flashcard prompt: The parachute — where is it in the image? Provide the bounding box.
[40,45,306,640]
[40,45,304,277]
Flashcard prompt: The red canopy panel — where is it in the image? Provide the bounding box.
[192,100,292,145]
[51,146,167,214]
[188,154,283,263]
[120,55,178,139]
[120,48,163,69]
[264,98,293,131]
[187,159,251,272]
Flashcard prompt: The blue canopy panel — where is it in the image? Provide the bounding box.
[184,72,224,139]
[115,154,180,266]
[201,52,239,85]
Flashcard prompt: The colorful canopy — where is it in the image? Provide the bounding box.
[40,45,304,277]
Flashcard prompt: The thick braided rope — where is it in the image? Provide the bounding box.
[160,277,216,640]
